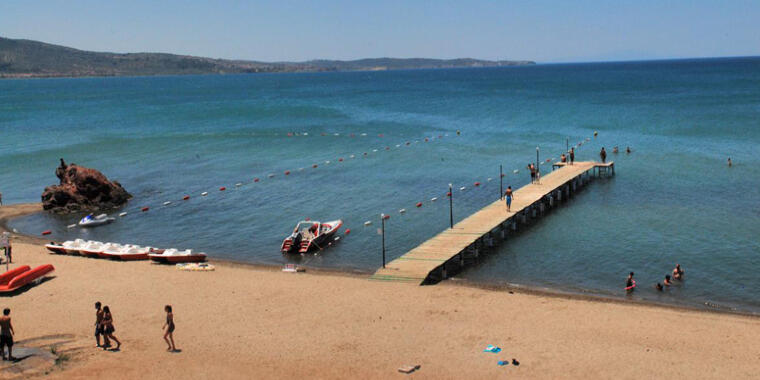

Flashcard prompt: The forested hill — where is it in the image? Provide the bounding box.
[0,37,535,78]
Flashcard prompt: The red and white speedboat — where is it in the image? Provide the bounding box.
[281,220,343,254]
[148,248,207,264]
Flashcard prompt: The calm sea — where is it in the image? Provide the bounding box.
[2,58,759,312]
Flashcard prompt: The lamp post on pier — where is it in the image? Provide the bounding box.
[536,146,540,184]
[380,213,386,268]
[448,183,453,229]
[499,164,503,199]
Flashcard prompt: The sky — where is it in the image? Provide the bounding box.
[2,0,759,63]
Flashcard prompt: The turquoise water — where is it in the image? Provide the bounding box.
[2,58,759,312]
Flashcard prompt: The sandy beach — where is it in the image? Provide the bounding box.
[1,204,759,379]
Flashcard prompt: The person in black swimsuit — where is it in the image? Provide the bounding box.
[163,305,177,352]
[569,148,575,165]
[101,306,121,351]
[600,147,607,163]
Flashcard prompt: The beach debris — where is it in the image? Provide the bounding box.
[176,263,215,272]
[483,345,501,353]
[282,264,305,273]
[397,365,420,374]
[512,358,520,366]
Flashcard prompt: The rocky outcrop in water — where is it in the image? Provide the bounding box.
[41,159,131,213]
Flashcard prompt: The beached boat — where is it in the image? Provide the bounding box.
[62,239,88,255]
[80,241,109,258]
[44,242,67,254]
[78,213,115,228]
[0,264,56,293]
[148,248,207,264]
[102,244,151,261]
[281,220,343,254]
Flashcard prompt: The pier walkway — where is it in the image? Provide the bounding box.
[371,161,613,284]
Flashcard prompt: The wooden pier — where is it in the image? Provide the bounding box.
[371,161,614,284]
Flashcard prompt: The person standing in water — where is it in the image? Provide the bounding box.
[625,272,635,291]
[673,264,684,280]
[728,157,732,167]
[626,146,631,154]
[504,186,514,212]
[163,305,177,352]
[0,308,15,361]
[600,147,607,163]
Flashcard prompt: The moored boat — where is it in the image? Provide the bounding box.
[78,213,115,228]
[281,219,343,254]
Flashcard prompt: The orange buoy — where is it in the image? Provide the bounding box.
[183,195,190,200]
[474,182,481,187]
[219,187,226,191]
[287,132,293,137]
[363,152,367,156]
[345,228,351,235]
[424,138,429,142]
[305,217,310,221]
[416,202,423,208]
[312,164,318,168]
[378,133,384,137]
[141,207,150,212]
[254,178,260,182]
[338,158,344,162]
[405,141,410,145]
[447,192,452,197]
[284,170,290,175]
[383,214,390,220]
[41,230,52,236]
[385,146,390,150]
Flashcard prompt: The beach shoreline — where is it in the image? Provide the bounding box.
[2,203,756,318]
[1,202,759,378]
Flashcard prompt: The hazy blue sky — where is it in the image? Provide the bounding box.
[2,1,759,63]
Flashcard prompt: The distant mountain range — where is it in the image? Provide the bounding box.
[0,37,534,78]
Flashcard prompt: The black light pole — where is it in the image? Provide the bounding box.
[448,183,453,229]
[499,164,503,199]
[566,137,569,154]
[536,146,540,184]
[381,213,386,268]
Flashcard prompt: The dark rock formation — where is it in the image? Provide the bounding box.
[41,159,131,213]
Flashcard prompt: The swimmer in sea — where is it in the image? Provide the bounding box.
[728,157,732,167]
[655,283,663,291]
[613,146,619,154]
[626,146,631,154]
[664,275,672,286]
[673,264,684,280]
[625,272,635,291]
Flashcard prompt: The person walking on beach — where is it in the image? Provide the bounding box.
[163,305,177,352]
[504,186,514,212]
[0,308,15,361]
[569,148,575,165]
[600,147,607,163]
[101,306,121,351]
[94,302,106,348]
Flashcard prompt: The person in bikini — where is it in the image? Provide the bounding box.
[0,308,15,361]
[163,305,177,352]
[95,301,107,348]
[504,186,514,212]
[672,264,684,280]
[663,275,672,286]
[569,148,575,165]
[101,306,121,351]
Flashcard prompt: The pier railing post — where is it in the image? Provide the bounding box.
[499,164,503,199]
[449,183,453,229]
[381,213,386,268]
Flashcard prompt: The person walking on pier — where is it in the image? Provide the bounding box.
[528,164,536,184]
[569,148,575,165]
[504,186,514,212]
[600,147,607,163]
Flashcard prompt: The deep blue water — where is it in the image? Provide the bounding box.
[2,58,759,312]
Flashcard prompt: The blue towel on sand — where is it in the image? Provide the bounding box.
[483,344,501,353]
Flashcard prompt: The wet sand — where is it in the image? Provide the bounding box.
[1,204,759,379]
